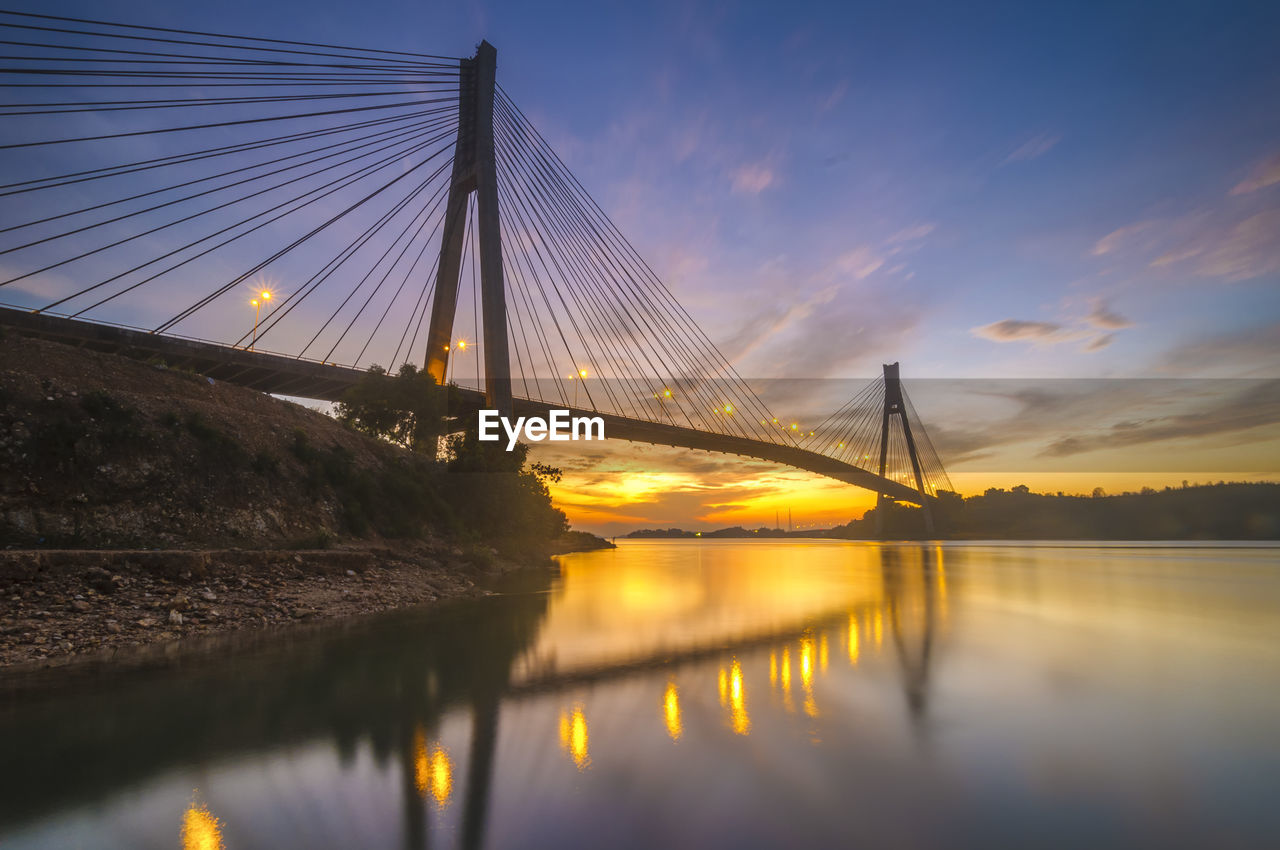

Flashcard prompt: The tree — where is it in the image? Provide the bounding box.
[335,363,455,453]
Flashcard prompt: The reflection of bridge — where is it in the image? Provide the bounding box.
[0,545,946,850]
[0,13,949,515]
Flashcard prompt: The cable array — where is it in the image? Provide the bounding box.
[492,87,800,444]
[0,8,462,365]
[798,377,952,495]
[0,8,949,495]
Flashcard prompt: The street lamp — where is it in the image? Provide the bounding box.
[568,367,587,407]
[249,289,271,351]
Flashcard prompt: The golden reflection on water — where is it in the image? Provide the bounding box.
[728,659,750,735]
[412,727,454,807]
[181,798,223,850]
[535,542,952,754]
[664,681,682,741]
[559,705,590,769]
[799,635,819,718]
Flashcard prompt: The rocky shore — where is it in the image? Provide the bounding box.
[0,542,538,675]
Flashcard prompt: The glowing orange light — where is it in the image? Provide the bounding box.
[663,681,682,741]
[559,705,590,769]
[728,659,750,735]
[181,800,224,850]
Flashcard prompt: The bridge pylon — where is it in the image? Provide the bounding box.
[875,362,936,537]
[423,41,512,415]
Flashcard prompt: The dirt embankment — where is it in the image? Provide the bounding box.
[0,333,438,548]
[0,333,607,674]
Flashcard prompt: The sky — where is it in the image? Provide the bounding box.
[3,0,1279,533]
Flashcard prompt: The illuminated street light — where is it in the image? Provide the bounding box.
[249,298,261,350]
[248,288,274,351]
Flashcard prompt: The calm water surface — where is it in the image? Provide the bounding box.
[2,540,1278,849]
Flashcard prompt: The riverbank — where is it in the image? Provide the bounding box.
[1,330,615,679]
[0,538,590,677]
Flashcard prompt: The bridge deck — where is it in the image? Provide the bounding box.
[1,306,925,504]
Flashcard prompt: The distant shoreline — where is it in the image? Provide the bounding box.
[620,481,1280,541]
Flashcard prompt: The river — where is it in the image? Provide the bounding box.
[1,540,1278,848]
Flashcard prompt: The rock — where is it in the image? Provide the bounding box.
[345,569,356,577]
[167,609,184,626]
[84,566,116,593]
[137,617,157,628]
[70,599,91,613]
[199,589,217,603]
[105,621,122,634]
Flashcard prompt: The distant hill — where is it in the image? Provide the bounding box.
[624,483,1280,540]
[843,483,1280,540]
[625,526,799,539]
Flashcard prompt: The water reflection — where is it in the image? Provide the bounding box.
[412,727,454,808]
[3,542,1278,848]
[180,798,223,850]
[558,704,590,769]
[663,681,682,741]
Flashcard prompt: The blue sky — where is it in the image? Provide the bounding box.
[14,0,1276,376]
[4,0,1279,530]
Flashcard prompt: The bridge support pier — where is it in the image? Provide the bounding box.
[423,41,512,415]
[875,362,935,538]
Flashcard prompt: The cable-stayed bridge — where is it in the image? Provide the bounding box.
[0,11,950,523]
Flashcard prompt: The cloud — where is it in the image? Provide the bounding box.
[1091,221,1157,256]
[886,223,936,244]
[1230,152,1280,195]
[1156,321,1280,377]
[819,80,848,113]
[1004,133,1061,163]
[835,245,885,280]
[910,378,1280,473]
[730,161,777,195]
[972,319,1071,343]
[1083,334,1114,352]
[1191,209,1280,281]
[1092,205,1279,283]
[1040,379,1280,457]
[974,306,1125,352]
[1085,299,1133,330]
